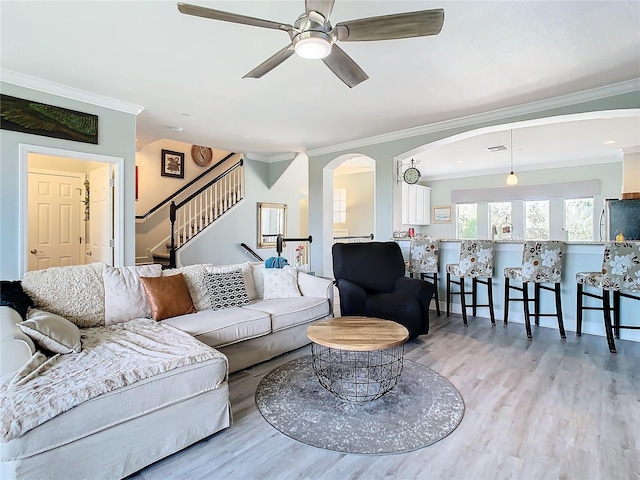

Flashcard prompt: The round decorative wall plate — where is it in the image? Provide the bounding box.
[191,145,213,167]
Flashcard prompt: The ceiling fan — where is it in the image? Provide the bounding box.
[177,1,444,88]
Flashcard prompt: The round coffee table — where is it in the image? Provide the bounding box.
[306,316,409,402]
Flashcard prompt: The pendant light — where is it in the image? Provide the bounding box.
[506,129,519,186]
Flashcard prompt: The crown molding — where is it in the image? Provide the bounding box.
[0,69,144,115]
[302,79,640,159]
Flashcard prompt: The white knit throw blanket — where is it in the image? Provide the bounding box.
[0,318,226,442]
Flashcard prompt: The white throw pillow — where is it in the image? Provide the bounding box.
[206,262,258,300]
[251,263,266,298]
[262,266,301,299]
[162,264,213,311]
[103,264,162,325]
[20,309,82,354]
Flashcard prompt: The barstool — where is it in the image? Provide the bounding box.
[408,238,441,316]
[503,241,566,339]
[576,242,640,353]
[446,240,496,326]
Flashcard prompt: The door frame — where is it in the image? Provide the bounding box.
[19,144,125,276]
[27,168,86,269]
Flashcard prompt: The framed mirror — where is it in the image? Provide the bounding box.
[257,202,287,248]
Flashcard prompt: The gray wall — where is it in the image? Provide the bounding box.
[178,159,305,266]
[308,91,640,276]
[0,82,137,279]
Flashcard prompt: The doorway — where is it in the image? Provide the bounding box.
[19,144,124,276]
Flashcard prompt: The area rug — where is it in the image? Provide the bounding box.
[255,355,465,455]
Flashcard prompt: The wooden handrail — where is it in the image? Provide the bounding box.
[136,152,236,220]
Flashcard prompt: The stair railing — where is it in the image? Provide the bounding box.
[169,158,244,267]
[333,233,374,244]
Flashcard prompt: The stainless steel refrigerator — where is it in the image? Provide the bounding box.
[600,198,640,241]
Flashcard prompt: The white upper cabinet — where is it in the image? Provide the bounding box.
[402,183,431,225]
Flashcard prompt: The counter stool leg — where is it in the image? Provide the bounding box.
[487,278,496,326]
[460,277,468,326]
[523,282,533,339]
[446,273,451,317]
[504,278,510,325]
[534,283,541,326]
[602,290,617,353]
[433,273,441,316]
[613,291,621,339]
[555,283,566,339]
[472,278,478,317]
[576,283,583,337]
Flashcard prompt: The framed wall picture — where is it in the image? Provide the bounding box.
[432,206,452,223]
[161,149,185,179]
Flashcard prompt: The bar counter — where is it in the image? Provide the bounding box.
[395,238,640,344]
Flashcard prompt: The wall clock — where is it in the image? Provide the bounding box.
[403,166,421,184]
[191,145,213,167]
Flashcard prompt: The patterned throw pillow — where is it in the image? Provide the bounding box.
[203,270,251,310]
[262,266,301,300]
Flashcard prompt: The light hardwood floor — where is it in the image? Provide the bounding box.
[130,314,640,480]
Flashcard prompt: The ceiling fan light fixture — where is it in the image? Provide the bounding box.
[294,31,332,59]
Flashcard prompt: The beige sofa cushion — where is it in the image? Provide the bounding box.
[19,309,81,354]
[244,297,330,332]
[103,264,162,325]
[0,353,227,460]
[163,307,271,348]
[22,263,106,328]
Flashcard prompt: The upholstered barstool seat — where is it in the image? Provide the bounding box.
[446,240,496,326]
[576,242,640,353]
[503,241,565,340]
[408,239,441,316]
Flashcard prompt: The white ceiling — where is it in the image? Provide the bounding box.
[1,1,639,178]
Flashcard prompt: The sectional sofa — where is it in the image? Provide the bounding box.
[0,261,333,479]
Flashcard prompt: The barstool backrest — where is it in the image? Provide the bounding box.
[521,241,564,283]
[601,242,640,293]
[459,240,494,278]
[409,239,439,274]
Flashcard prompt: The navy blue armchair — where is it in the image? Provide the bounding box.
[332,242,435,339]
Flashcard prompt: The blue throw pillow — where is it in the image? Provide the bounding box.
[265,257,289,269]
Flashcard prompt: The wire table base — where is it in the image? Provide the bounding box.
[310,343,405,402]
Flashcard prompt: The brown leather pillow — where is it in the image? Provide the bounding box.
[140,273,196,321]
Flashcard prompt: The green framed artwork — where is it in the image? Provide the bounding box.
[0,94,98,144]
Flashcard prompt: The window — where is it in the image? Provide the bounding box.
[525,200,549,240]
[457,203,477,239]
[489,202,511,239]
[565,198,593,241]
[333,187,346,224]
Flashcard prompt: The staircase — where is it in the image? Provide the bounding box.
[151,158,245,267]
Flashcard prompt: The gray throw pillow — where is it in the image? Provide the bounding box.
[203,270,251,310]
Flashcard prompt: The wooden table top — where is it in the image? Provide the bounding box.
[306,316,409,351]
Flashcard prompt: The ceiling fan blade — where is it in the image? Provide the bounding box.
[243,44,295,79]
[177,2,293,32]
[322,45,369,88]
[334,9,444,42]
[305,0,335,19]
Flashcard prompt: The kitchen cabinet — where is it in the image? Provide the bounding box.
[402,183,431,225]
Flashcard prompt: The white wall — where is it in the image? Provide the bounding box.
[0,82,137,279]
[307,91,640,276]
[423,160,622,239]
[333,171,375,237]
[178,159,306,266]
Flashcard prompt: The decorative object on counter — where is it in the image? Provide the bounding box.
[615,229,625,242]
[503,241,566,340]
[408,239,441,316]
[397,158,421,185]
[407,228,415,237]
[446,240,496,326]
[161,149,185,178]
[191,145,214,167]
[576,242,640,353]
[506,130,519,186]
[501,217,513,240]
[432,206,452,223]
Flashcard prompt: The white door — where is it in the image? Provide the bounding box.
[27,172,82,271]
[88,164,114,265]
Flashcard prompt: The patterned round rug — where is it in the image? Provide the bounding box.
[255,356,465,455]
